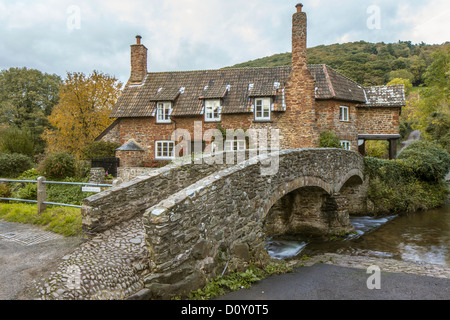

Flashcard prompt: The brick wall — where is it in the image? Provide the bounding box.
[316,100,359,151]
[357,107,400,135]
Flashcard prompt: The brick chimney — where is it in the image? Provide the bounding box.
[279,4,319,149]
[292,3,307,72]
[130,35,148,84]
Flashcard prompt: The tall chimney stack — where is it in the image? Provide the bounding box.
[130,35,148,84]
[292,3,307,72]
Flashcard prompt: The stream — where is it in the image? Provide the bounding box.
[266,204,450,267]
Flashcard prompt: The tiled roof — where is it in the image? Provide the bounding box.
[110,67,291,117]
[308,64,367,102]
[362,85,406,107]
[109,65,404,118]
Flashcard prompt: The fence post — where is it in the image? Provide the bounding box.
[37,176,46,214]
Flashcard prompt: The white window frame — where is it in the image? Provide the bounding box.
[156,102,172,124]
[254,98,271,121]
[204,99,221,122]
[339,106,349,122]
[224,140,246,152]
[155,141,175,160]
[340,140,351,151]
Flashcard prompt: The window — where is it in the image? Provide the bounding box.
[340,140,351,151]
[155,141,175,159]
[225,140,246,152]
[255,98,271,121]
[205,99,221,122]
[339,106,349,122]
[156,102,172,123]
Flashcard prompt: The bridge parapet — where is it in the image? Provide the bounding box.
[142,148,367,299]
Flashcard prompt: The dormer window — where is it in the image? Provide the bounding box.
[255,98,271,121]
[205,99,221,122]
[156,102,172,123]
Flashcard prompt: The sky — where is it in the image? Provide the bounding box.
[0,0,449,85]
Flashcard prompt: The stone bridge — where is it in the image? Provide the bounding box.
[82,148,367,299]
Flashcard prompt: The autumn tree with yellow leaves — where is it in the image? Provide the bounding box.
[44,71,122,158]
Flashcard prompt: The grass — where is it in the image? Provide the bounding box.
[0,203,82,237]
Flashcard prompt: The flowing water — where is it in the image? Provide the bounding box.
[266,204,450,267]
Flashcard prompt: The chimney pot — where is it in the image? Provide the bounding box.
[136,35,142,45]
[296,3,303,12]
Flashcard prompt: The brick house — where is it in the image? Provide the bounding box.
[97,4,405,167]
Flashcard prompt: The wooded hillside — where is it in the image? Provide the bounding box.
[227,41,449,87]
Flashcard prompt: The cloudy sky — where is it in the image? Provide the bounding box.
[0,0,448,85]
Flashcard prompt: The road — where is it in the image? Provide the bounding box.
[0,220,83,300]
[218,263,450,300]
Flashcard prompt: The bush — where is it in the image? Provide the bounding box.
[83,141,120,160]
[46,177,96,206]
[0,153,34,178]
[40,153,76,180]
[13,183,37,201]
[318,131,343,149]
[0,127,35,157]
[365,140,450,214]
[397,140,450,182]
[0,183,11,199]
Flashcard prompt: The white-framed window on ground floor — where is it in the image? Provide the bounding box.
[155,141,175,160]
[340,140,351,151]
[224,140,246,152]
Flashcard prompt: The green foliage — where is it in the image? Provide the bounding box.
[318,130,343,149]
[46,177,96,206]
[365,140,388,159]
[83,141,120,160]
[0,183,11,199]
[12,183,37,201]
[0,203,82,237]
[0,153,33,178]
[187,262,293,300]
[0,127,35,157]
[397,140,450,182]
[40,152,76,180]
[365,140,450,214]
[0,67,62,155]
[425,113,450,153]
[227,41,448,86]
[18,168,40,180]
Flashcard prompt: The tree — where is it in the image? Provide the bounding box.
[414,48,449,135]
[0,67,62,155]
[44,71,122,159]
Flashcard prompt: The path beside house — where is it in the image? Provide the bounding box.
[0,220,84,300]
[11,216,149,300]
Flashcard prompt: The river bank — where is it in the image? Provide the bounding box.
[288,253,449,279]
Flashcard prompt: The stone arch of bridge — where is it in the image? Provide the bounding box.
[262,174,358,239]
[262,175,333,220]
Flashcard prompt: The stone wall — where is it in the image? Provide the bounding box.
[142,149,366,299]
[81,152,249,236]
[117,167,158,183]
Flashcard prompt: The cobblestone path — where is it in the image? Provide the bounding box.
[31,217,149,300]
